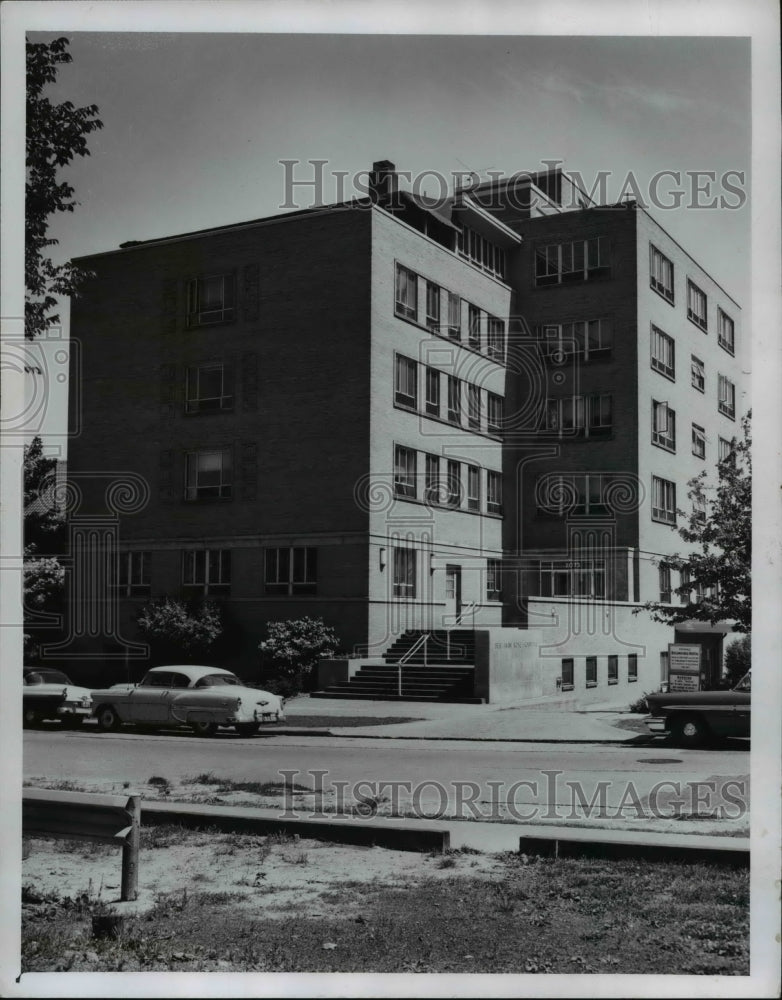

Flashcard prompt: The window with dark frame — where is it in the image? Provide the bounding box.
[487,470,503,515]
[265,547,318,595]
[185,363,234,413]
[718,308,735,354]
[536,472,619,518]
[541,318,612,361]
[395,263,418,321]
[538,558,606,599]
[487,316,505,361]
[447,376,461,424]
[447,292,461,339]
[608,655,618,685]
[115,551,151,596]
[658,563,672,602]
[446,460,462,508]
[586,656,598,687]
[680,567,692,605]
[718,374,736,419]
[184,448,232,500]
[561,658,574,691]
[467,384,482,430]
[651,475,676,525]
[535,237,610,286]
[468,303,481,349]
[487,393,503,435]
[394,354,418,409]
[650,244,674,303]
[467,464,481,511]
[424,453,440,505]
[425,280,441,332]
[687,279,708,331]
[394,445,417,499]
[545,394,612,437]
[487,558,502,600]
[692,423,706,459]
[393,547,416,598]
[650,326,675,380]
[457,224,506,280]
[425,367,440,417]
[718,436,735,463]
[652,400,676,452]
[691,355,705,392]
[628,654,638,682]
[182,549,231,595]
[187,274,236,327]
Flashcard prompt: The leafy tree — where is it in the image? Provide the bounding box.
[724,634,751,687]
[258,617,339,695]
[638,411,751,633]
[22,547,65,658]
[26,36,103,339]
[24,435,65,549]
[137,599,222,661]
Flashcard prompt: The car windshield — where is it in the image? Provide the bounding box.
[734,672,751,693]
[194,674,242,688]
[25,670,71,685]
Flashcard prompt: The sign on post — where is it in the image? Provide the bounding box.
[668,643,702,692]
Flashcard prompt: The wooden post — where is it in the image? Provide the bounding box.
[120,794,140,902]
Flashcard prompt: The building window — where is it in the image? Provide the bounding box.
[536,473,620,518]
[447,292,461,339]
[425,454,440,505]
[393,547,416,598]
[650,244,674,303]
[545,394,613,437]
[692,423,706,459]
[692,495,707,524]
[185,363,233,413]
[185,448,232,500]
[187,274,235,327]
[650,326,675,380]
[718,308,735,354]
[394,354,418,409]
[487,393,503,435]
[487,558,502,600]
[395,263,417,321]
[115,551,151,596]
[457,224,506,280]
[467,384,482,430]
[535,237,610,286]
[561,658,574,692]
[447,376,461,424]
[425,281,441,332]
[718,374,736,419]
[718,436,735,463]
[468,304,481,349]
[487,470,503,515]
[691,355,705,393]
[487,317,505,361]
[394,445,417,499]
[652,400,676,452]
[445,460,461,508]
[541,318,612,361]
[608,655,619,685]
[585,656,598,688]
[265,547,317,595]
[467,465,481,511]
[660,651,669,685]
[687,279,708,331]
[182,549,231,595]
[658,563,672,603]
[425,367,440,417]
[651,476,676,525]
[628,654,638,682]
[680,567,692,605]
[538,558,605,598]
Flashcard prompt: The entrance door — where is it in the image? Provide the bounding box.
[444,565,462,625]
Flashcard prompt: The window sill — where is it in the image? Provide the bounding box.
[628,676,638,683]
[651,440,676,454]
[586,681,598,688]
[608,679,618,685]
[651,365,676,383]
[691,384,705,394]
[651,516,677,526]
[687,315,708,334]
[718,341,735,356]
[560,684,574,692]
[649,282,675,307]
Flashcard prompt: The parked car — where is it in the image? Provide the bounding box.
[645,672,751,746]
[90,665,285,736]
[23,668,93,727]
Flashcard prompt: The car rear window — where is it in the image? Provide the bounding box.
[195,674,241,688]
[25,670,71,685]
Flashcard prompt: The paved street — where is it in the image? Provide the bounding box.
[24,724,749,832]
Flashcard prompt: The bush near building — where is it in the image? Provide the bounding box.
[258,617,339,697]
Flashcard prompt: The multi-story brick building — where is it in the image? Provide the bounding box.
[65,160,743,702]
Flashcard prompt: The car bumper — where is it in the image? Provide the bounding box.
[644,717,668,734]
[57,705,92,718]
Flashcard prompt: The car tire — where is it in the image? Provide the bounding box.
[235,723,259,737]
[190,720,218,737]
[23,708,40,728]
[96,705,122,732]
[671,714,709,747]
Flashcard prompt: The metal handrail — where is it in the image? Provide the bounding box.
[447,602,477,660]
[396,632,430,696]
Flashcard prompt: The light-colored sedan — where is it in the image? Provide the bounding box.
[90,665,285,737]
[23,668,93,727]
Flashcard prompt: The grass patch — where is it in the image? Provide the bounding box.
[183,774,312,795]
[22,852,748,974]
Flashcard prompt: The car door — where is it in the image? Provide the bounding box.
[161,671,193,723]
[128,671,173,723]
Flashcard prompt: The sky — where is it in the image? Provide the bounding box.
[15,27,755,450]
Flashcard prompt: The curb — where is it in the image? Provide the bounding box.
[267,727,648,745]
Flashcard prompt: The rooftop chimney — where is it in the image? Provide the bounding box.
[369,160,399,205]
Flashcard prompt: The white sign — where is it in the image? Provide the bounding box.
[668,643,701,691]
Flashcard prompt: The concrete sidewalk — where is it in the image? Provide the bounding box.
[281,694,641,743]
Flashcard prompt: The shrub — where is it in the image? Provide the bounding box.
[137,598,222,662]
[258,617,339,695]
[628,693,650,714]
[724,634,751,687]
